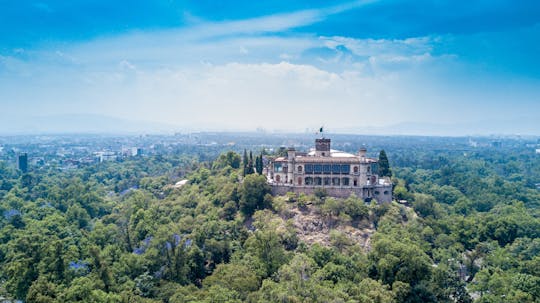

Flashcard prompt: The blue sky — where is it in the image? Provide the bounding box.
[1,0,540,134]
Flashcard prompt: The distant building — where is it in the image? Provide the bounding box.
[17,153,28,173]
[95,151,117,162]
[267,137,393,203]
[122,147,143,157]
[491,141,502,148]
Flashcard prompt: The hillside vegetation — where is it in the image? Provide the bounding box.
[1,146,539,302]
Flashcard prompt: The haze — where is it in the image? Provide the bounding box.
[1,1,540,135]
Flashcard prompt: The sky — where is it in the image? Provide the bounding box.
[1,0,540,135]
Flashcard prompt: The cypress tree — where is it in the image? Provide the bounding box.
[254,155,259,174]
[243,149,248,177]
[258,152,264,174]
[247,151,255,175]
[378,149,392,177]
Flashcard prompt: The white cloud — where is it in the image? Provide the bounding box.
[321,36,434,57]
[65,61,417,131]
[2,2,539,133]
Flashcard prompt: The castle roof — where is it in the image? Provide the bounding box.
[273,148,377,164]
[307,149,355,158]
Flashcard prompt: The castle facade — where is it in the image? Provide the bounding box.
[267,138,392,203]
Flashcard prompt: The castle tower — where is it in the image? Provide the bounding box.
[287,148,295,184]
[315,138,331,157]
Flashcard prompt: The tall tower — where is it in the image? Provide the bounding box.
[315,138,331,157]
[17,153,28,173]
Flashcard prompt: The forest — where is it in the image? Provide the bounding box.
[1,136,539,303]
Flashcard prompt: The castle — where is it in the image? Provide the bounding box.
[267,137,392,203]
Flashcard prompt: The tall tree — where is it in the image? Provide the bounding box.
[239,174,271,216]
[247,151,255,175]
[242,149,248,177]
[378,150,392,177]
[255,153,264,175]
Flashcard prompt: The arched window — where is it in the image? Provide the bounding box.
[353,166,359,173]
[324,177,331,186]
[276,175,281,182]
[298,177,302,185]
[297,166,303,173]
[353,179,358,186]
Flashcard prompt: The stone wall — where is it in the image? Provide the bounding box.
[271,184,392,203]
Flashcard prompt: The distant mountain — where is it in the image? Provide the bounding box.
[0,113,537,136]
[337,117,540,137]
[0,114,178,135]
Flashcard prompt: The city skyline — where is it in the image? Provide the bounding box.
[1,1,540,135]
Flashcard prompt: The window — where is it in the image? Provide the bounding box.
[341,165,350,174]
[315,177,322,185]
[298,177,302,185]
[324,177,331,186]
[297,166,303,173]
[323,164,331,174]
[276,175,281,182]
[384,191,389,195]
[332,164,341,174]
[305,164,313,174]
[374,191,380,195]
[353,166,359,173]
[305,177,313,185]
[332,177,340,186]
[353,179,358,186]
[342,177,349,186]
[314,164,322,174]
[275,163,282,172]
[322,152,326,156]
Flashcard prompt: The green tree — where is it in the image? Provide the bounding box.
[26,277,58,303]
[245,227,288,278]
[203,263,260,299]
[379,149,392,177]
[255,153,264,175]
[247,151,255,175]
[239,174,271,216]
[368,236,432,286]
[214,151,241,170]
[242,149,248,177]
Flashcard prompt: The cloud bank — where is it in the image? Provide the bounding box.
[1,1,539,134]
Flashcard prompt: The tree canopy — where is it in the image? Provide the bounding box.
[0,137,539,302]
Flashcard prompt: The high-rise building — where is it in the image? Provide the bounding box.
[17,153,28,173]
